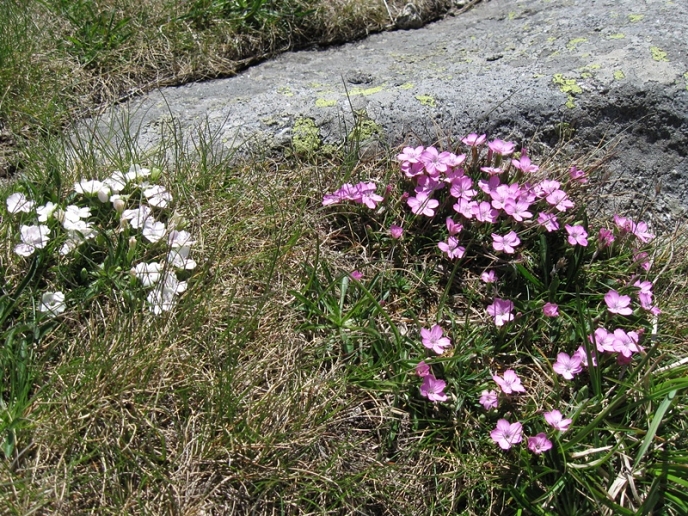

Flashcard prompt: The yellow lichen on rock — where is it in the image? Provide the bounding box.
[415,95,436,107]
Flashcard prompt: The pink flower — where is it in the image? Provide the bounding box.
[479,389,499,410]
[598,228,615,248]
[488,139,516,156]
[481,270,498,283]
[633,221,655,243]
[492,231,520,254]
[553,352,583,380]
[487,298,514,327]
[453,198,477,219]
[490,419,523,450]
[490,183,520,210]
[416,361,431,377]
[421,325,452,354]
[390,224,404,239]
[569,166,588,183]
[543,302,559,317]
[473,201,499,223]
[573,345,597,367]
[462,133,487,146]
[528,433,553,454]
[420,147,451,176]
[590,327,616,353]
[604,289,632,315]
[402,161,425,178]
[407,192,439,217]
[511,154,539,174]
[449,176,477,200]
[478,176,501,195]
[438,237,465,260]
[612,329,641,358]
[565,225,588,246]
[537,212,559,232]
[492,369,525,394]
[445,217,463,235]
[503,198,533,221]
[544,410,572,432]
[614,214,634,234]
[415,175,443,194]
[350,270,363,281]
[397,145,425,163]
[419,375,448,402]
[535,179,561,198]
[444,153,466,168]
[546,190,574,212]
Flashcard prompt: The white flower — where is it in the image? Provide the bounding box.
[168,246,196,270]
[6,192,35,214]
[121,205,153,229]
[144,185,173,208]
[125,164,151,182]
[14,224,50,256]
[74,179,104,195]
[63,204,91,224]
[147,273,187,314]
[167,230,195,248]
[142,219,166,243]
[132,262,162,287]
[37,201,58,222]
[63,218,95,235]
[39,291,66,316]
[104,171,127,193]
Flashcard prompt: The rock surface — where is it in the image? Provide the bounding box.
[90,0,687,222]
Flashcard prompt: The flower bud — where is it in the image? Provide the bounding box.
[97,186,111,203]
[128,236,137,251]
[150,167,162,181]
[112,196,126,213]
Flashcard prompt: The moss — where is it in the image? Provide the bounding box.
[552,74,582,95]
[349,119,383,142]
[614,70,625,80]
[415,94,436,107]
[581,72,592,79]
[292,118,321,155]
[315,98,337,107]
[628,14,644,22]
[565,96,576,109]
[650,46,669,62]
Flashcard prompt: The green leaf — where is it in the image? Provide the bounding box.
[633,389,676,470]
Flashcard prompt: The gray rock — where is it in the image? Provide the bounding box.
[87,0,688,223]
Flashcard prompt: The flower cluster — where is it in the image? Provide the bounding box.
[322,181,384,209]
[323,132,660,462]
[5,165,196,316]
